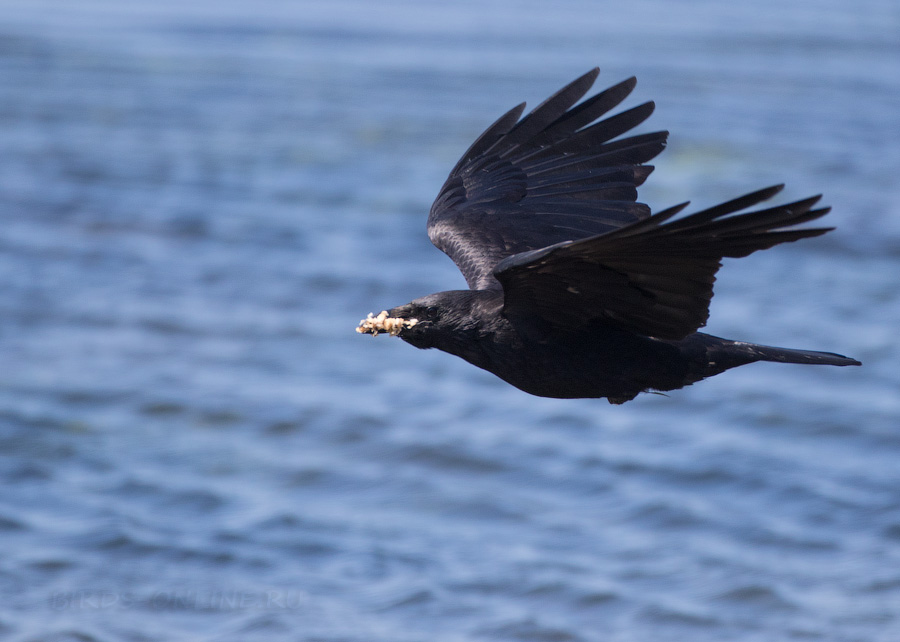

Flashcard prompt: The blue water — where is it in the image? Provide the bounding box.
[1,1,899,640]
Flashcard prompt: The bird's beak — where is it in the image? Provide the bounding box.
[356,310,419,336]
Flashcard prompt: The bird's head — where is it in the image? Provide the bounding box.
[356,291,485,350]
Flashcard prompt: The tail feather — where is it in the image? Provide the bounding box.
[648,333,861,395]
[732,341,861,367]
[705,340,861,377]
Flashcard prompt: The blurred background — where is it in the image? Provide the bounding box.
[1,1,899,640]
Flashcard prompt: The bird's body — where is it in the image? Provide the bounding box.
[378,288,856,403]
[357,69,859,403]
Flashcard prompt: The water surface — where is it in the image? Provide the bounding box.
[1,1,899,640]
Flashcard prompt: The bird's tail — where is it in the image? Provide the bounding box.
[735,342,861,367]
[702,339,861,379]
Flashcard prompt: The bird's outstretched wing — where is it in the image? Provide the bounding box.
[493,185,833,340]
[427,68,667,290]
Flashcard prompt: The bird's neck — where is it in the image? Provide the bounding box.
[426,289,507,367]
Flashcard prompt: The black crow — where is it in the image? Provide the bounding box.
[357,69,860,403]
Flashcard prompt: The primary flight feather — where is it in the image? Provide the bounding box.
[357,68,859,404]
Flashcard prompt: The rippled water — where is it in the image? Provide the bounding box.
[1,1,899,640]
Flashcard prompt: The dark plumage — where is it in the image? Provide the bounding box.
[357,68,860,403]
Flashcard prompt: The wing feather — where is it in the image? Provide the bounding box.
[485,68,601,157]
[425,70,836,339]
[493,190,832,340]
[428,70,666,289]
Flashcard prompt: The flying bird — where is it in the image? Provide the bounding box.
[357,68,860,403]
